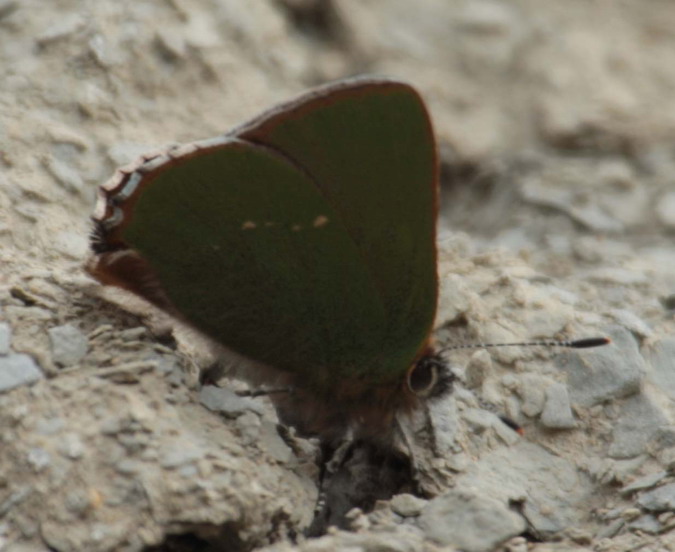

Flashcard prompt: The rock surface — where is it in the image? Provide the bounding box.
[419,488,526,551]
[1,1,675,551]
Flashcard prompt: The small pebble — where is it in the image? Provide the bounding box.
[540,383,576,429]
[0,353,43,393]
[390,493,427,517]
[48,324,88,367]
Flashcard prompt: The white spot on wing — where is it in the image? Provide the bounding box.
[313,215,329,228]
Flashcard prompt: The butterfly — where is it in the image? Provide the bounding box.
[87,77,454,444]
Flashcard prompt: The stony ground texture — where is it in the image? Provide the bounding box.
[1,1,675,551]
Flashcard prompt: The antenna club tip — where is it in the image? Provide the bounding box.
[570,337,611,349]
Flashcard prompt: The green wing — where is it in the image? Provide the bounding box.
[122,78,438,391]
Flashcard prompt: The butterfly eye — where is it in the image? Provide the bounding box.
[406,355,440,396]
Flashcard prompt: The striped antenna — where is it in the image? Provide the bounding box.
[438,336,610,355]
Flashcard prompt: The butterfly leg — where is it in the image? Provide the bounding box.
[306,436,355,537]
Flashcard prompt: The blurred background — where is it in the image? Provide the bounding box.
[3,0,674,276]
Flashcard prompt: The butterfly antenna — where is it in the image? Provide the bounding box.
[438,336,610,355]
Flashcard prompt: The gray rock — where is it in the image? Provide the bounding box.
[459,441,583,537]
[48,324,88,367]
[419,488,525,552]
[638,482,675,512]
[0,322,10,355]
[540,383,576,429]
[0,353,43,392]
[621,471,668,496]
[628,514,662,534]
[199,385,264,417]
[609,393,670,459]
[556,326,644,407]
[645,337,675,400]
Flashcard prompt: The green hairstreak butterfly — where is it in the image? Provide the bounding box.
[86,76,609,445]
[87,77,452,441]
